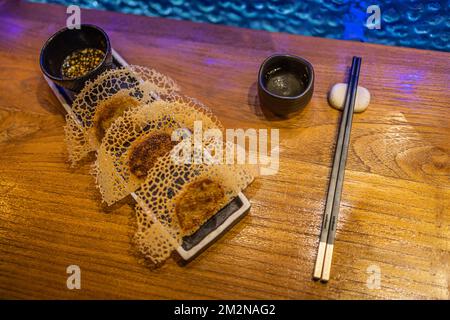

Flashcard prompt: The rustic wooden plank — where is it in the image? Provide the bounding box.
[0,0,448,299]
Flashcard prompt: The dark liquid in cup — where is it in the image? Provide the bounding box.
[265,67,306,97]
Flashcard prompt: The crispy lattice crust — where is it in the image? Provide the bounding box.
[64,66,179,166]
[93,94,224,205]
[132,151,254,264]
[62,66,256,266]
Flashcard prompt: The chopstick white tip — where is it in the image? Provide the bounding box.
[321,244,334,281]
[313,241,327,280]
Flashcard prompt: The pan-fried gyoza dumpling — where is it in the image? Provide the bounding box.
[93,94,223,205]
[64,65,179,165]
[132,147,255,264]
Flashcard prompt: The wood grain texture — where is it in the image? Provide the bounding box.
[0,0,449,299]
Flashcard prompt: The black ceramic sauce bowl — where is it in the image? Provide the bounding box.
[40,24,113,93]
[258,54,314,116]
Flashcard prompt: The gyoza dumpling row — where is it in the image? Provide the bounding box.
[64,66,255,265]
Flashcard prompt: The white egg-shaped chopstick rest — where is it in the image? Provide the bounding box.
[328,83,370,113]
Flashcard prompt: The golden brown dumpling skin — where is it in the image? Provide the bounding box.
[128,132,176,180]
[93,94,140,142]
[175,178,225,235]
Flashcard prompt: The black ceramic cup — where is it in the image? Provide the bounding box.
[258,54,314,116]
[40,24,113,93]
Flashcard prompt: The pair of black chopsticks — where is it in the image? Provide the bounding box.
[313,56,362,282]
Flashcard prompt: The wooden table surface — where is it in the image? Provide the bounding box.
[0,0,449,300]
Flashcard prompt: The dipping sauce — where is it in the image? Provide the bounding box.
[265,67,306,97]
[61,48,104,79]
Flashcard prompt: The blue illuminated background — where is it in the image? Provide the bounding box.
[29,0,449,52]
